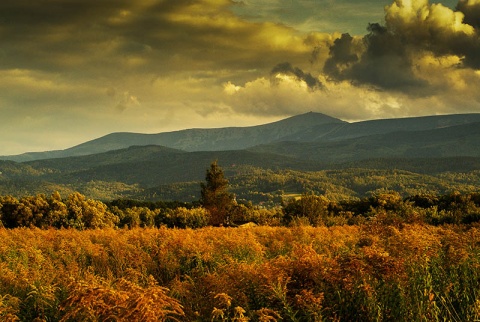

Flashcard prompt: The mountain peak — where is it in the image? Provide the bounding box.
[271,112,346,128]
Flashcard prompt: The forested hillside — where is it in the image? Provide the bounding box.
[1,154,479,203]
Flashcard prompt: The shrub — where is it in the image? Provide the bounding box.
[165,207,209,229]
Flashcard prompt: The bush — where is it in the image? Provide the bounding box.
[282,193,329,226]
[165,207,210,228]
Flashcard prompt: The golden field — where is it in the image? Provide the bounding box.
[0,224,479,321]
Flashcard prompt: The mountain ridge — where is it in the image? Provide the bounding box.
[250,121,480,162]
[2,112,480,162]
[1,112,345,162]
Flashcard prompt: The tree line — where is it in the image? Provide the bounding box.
[1,190,479,230]
[0,161,479,229]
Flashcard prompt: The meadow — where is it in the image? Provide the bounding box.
[1,223,479,321]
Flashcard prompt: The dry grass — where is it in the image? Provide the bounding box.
[0,224,479,321]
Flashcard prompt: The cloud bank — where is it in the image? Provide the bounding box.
[226,0,480,119]
[323,0,480,89]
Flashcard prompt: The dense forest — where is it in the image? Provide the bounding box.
[1,160,480,205]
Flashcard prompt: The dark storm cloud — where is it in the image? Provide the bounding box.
[324,24,426,91]
[351,23,428,90]
[0,0,313,76]
[455,0,480,68]
[0,0,133,72]
[457,0,480,28]
[323,0,480,92]
[271,62,323,90]
[323,33,359,79]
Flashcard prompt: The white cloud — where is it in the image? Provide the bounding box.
[222,68,480,121]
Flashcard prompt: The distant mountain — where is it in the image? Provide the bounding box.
[1,112,345,162]
[250,121,480,162]
[4,111,480,163]
[3,112,480,163]
[319,113,480,141]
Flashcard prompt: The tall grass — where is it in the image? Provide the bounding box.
[0,224,479,321]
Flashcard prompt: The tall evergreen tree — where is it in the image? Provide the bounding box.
[200,160,235,226]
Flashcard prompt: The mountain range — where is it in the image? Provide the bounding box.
[1,112,480,202]
[3,112,480,162]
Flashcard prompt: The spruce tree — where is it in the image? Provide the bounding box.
[200,160,235,226]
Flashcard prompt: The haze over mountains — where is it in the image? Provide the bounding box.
[1,112,480,202]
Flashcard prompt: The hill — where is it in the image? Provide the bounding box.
[320,113,480,141]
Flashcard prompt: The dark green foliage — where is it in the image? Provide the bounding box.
[2,142,480,203]
[282,193,330,225]
[163,207,209,229]
[200,161,236,226]
[2,190,480,229]
[106,198,193,211]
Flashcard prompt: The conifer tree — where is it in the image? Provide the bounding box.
[200,160,235,226]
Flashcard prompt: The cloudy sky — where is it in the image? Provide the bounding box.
[1,0,479,155]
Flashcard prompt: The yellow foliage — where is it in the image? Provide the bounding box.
[0,224,478,320]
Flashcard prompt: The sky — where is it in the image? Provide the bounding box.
[1,0,479,155]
